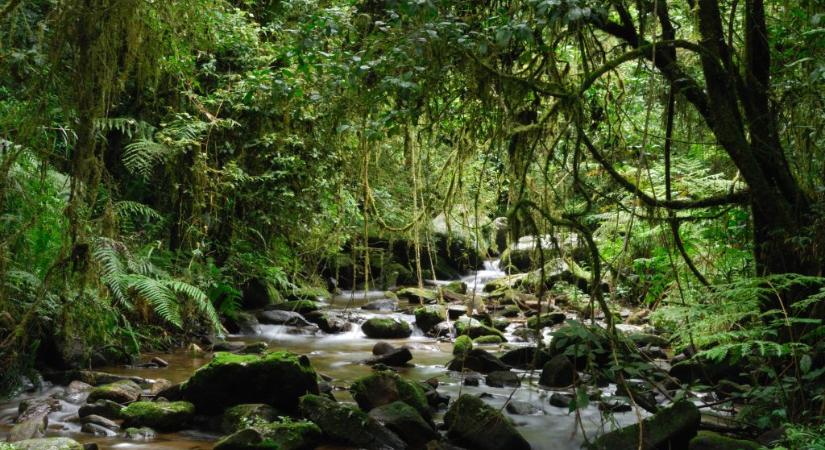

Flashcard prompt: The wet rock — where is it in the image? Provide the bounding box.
[155,383,183,401]
[640,345,668,360]
[418,381,450,409]
[473,335,504,345]
[238,342,268,354]
[362,318,412,339]
[447,349,510,374]
[62,381,93,404]
[181,351,319,414]
[462,372,482,386]
[305,311,352,333]
[350,371,430,419]
[257,310,315,327]
[9,417,47,442]
[688,431,761,450]
[486,371,520,388]
[81,422,116,436]
[549,392,573,408]
[455,317,506,341]
[526,311,566,329]
[396,287,437,304]
[267,300,321,314]
[299,394,407,450]
[211,341,247,352]
[224,311,259,334]
[628,333,669,348]
[447,305,467,320]
[362,299,400,311]
[18,398,61,423]
[81,414,120,431]
[78,399,123,420]
[366,346,413,367]
[87,379,142,404]
[590,400,699,450]
[369,401,439,449]
[414,305,446,334]
[452,335,473,356]
[626,309,650,325]
[12,437,84,450]
[221,403,281,433]
[214,419,322,450]
[124,426,157,441]
[492,318,510,331]
[444,281,468,295]
[373,341,396,355]
[120,400,195,431]
[241,278,276,309]
[444,395,530,450]
[598,398,632,413]
[539,355,576,388]
[286,286,331,302]
[506,400,542,415]
[500,347,552,370]
[430,321,453,337]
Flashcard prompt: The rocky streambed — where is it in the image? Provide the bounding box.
[0,260,761,450]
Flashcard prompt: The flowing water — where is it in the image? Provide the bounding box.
[0,260,645,450]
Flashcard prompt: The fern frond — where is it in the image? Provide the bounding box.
[123,274,182,328]
[123,139,169,179]
[166,280,222,332]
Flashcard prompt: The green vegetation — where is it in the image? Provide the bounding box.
[1,0,824,448]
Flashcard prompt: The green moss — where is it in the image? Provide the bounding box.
[444,395,530,450]
[11,438,84,450]
[288,286,331,301]
[688,431,761,450]
[453,335,473,356]
[269,300,320,314]
[214,419,321,450]
[361,317,412,338]
[589,401,700,450]
[526,312,566,329]
[87,379,141,403]
[396,287,437,302]
[350,370,429,418]
[473,335,503,345]
[121,401,194,431]
[298,394,405,449]
[414,305,446,332]
[222,404,281,433]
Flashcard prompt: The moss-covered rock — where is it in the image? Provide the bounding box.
[473,335,503,345]
[78,399,123,420]
[414,305,446,334]
[539,354,576,388]
[688,431,761,450]
[447,349,510,374]
[500,347,553,370]
[120,401,194,431]
[444,281,468,295]
[396,287,437,304]
[453,335,473,356]
[213,419,322,450]
[124,427,156,441]
[628,333,669,348]
[87,379,142,404]
[298,394,407,450]
[454,316,506,341]
[182,351,319,414]
[368,401,438,449]
[444,395,530,450]
[268,300,321,314]
[589,400,699,450]
[286,286,331,302]
[350,371,430,419]
[12,438,84,450]
[526,312,566,329]
[221,404,281,433]
[361,318,412,339]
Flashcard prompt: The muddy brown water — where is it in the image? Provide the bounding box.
[0,262,647,450]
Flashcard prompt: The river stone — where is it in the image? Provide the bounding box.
[124,427,157,441]
[8,417,47,442]
[256,310,314,327]
[213,419,322,450]
[361,318,412,339]
[181,351,319,414]
[212,340,247,352]
[368,401,439,448]
[447,349,510,374]
[373,342,396,355]
[452,335,473,356]
[305,311,352,333]
[486,370,520,388]
[62,381,93,404]
[444,395,530,450]
[500,347,553,370]
[12,438,84,450]
[362,299,400,311]
[81,414,120,431]
[267,300,321,314]
[81,422,116,436]
[506,400,542,415]
[396,287,437,304]
[688,431,761,450]
[526,311,566,329]
[455,317,506,341]
[86,379,142,404]
[414,305,446,334]
[589,400,700,450]
[299,394,407,450]
[225,311,260,334]
[350,371,430,419]
[221,404,280,433]
[473,335,504,345]
[628,333,669,348]
[549,392,574,408]
[539,354,576,388]
[78,399,123,420]
[365,346,413,367]
[120,401,195,431]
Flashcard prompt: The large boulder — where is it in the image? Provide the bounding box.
[120,401,195,431]
[350,371,430,419]
[365,346,413,367]
[12,438,84,450]
[299,394,407,450]
[688,431,761,450]
[539,355,576,388]
[221,403,281,433]
[362,318,412,339]
[304,311,352,333]
[369,401,439,449]
[86,379,142,404]
[213,420,322,450]
[447,349,509,374]
[414,305,446,334]
[444,395,531,450]
[181,351,319,414]
[589,400,700,450]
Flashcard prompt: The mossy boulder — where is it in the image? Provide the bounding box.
[526,312,566,329]
[286,286,331,302]
[589,400,699,450]
[444,281,468,295]
[368,401,438,449]
[298,394,407,450]
[124,427,156,441]
[688,431,761,450]
[473,335,504,345]
[350,371,430,419]
[444,394,530,450]
[182,351,319,414]
[396,287,437,304]
[361,318,412,339]
[11,438,84,450]
[447,349,510,374]
[500,347,552,370]
[87,379,142,404]
[453,335,473,356]
[221,404,281,433]
[414,305,446,334]
[213,419,322,450]
[268,300,320,314]
[120,401,195,431]
[78,399,123,420]
[539,354,576,388]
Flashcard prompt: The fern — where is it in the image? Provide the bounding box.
[123,139,171,179]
